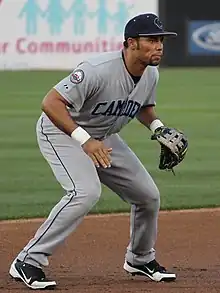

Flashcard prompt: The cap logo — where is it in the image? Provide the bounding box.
[154,17,163,29]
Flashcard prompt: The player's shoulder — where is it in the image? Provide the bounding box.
[68,52,122,84]
[82,51,122,67]
[72,51,122,80]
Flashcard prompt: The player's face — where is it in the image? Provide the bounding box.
[132,36,164,67]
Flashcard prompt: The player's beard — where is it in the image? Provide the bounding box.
[148,55,161,66]
[148,60,160,66]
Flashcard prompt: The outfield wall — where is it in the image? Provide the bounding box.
[0,0,158,70]
[159,0,220,67]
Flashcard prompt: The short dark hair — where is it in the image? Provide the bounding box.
[123,40,128,48]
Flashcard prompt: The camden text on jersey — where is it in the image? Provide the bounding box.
[91,100,141,118]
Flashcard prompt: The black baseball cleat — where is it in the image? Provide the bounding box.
[123,259,176,282]
[9,259,56,290]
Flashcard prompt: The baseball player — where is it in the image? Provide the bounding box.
[9,13,188,290]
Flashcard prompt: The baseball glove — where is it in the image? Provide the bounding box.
[151,126,188,174]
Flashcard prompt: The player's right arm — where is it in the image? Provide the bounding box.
[41,63,112,168]
[42,88,78,136]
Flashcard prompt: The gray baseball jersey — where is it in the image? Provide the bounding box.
[43,50,158,139]
[16,50,161,270]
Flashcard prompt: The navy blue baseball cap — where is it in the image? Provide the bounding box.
[124,13,177,39]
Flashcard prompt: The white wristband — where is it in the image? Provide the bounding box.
[71,127,91,145]
[149,119,164,133]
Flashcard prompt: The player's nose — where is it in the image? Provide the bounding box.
[156,43,163,51]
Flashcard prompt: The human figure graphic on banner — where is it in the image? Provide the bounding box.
[43,0,67,35]
[18,0,44,35]
[89,0,111,35]
[113,1,134,34]
[67,0,88,35]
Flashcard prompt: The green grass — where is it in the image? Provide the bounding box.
[0,68,220,220]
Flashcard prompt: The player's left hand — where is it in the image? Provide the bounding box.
[151,126,188,173]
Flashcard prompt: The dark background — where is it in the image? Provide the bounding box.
[159,0,220,66]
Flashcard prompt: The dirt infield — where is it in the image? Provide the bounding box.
[1,209,220,293]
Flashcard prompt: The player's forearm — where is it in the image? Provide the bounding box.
[137,106,164,132]
[42,90,79,136]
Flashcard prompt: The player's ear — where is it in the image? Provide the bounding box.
[127,38,137,50]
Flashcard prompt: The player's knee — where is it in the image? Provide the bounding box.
[89,180,102,204]
[140,184,160,210]
[82,179,102,209]
[147,190,160,211]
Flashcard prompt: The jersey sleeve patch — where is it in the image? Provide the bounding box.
[70,69,85,84]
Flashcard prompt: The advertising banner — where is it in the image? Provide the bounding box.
[0,0,158,70]
[159,0,220,66]
[188,20,220,55]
